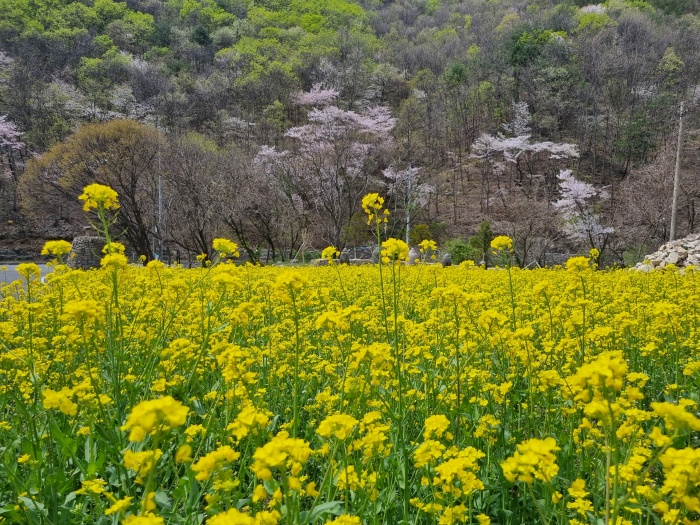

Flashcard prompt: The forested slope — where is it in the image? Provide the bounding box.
[1,0,699,264]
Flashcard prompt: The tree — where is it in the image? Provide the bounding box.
[0,115,26,215]
[164,134,230,259]
[471,101,579,213]
[256,88,396,248]
[553,169,614,254]
[20,120,167,259]
[382,164,433,243]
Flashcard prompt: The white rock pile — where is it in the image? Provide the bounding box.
[635,233,700,271]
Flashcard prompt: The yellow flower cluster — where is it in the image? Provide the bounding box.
[227,405,271,441]
[317,413,359,441]
[250,431,312,482]
[208,508,281,525]
[501,437,560,484]
[361,192,388,225]
[41,240,72,257]
[78,183,119,211]
[321,246,340,262]
[213,238,240,257]
[192,445,241,481]
[42,387,78,416]
[123,449,163,483]
[423,414,451,440]
[490,235,513,252]
[121,396,189,441]
[565,255,591,272]
[101,252,128,269]
[60,299,102,324]
[381,238,409,263]
[16,262,41,282]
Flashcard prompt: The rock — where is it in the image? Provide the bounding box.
[638,233,700,271]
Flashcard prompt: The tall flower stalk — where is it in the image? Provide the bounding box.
[362,193,413,522]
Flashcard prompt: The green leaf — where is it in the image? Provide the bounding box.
[155,490,172,510]
[18,497,46,516]
[49,421,78,457]
[299,501,343,524]
[263,478,280,493]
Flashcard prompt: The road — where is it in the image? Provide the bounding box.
[0,263,51,285]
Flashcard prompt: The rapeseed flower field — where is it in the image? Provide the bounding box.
[1,187,699,525]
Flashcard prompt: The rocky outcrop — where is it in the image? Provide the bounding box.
[635,234,700,271]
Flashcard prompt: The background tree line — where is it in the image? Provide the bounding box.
[1,0,700,264]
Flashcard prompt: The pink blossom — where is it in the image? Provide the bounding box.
[293,84,340,106]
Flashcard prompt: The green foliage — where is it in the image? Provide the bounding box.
[343,212,374,247]
[471,221,494,265]
[575,12,616,33]
[191,25,213,45]
[657,47,684,87]
[408,223,431,246]
[442,62,468,84]
[444,222,494,265]
[648,0,699,15]
[614,106,658,164]
[425,0,440,16]
[510,28,567,68]
[444,238,475,265]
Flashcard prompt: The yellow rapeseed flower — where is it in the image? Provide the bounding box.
[121,396,189,441]
[423,414,451,440]
[250,431,312,481]
[490,235,513,252]
[212,238,240,257]
[565,256,591,272]
[16,263,41,282]
[501,437,560,484]
[60,299,102,324]
[100,253,128,269]
[317,413,359,441]
[321,246,340,263]
[78,183,119,212]
[41,240,72,258]
[361,193,388,225]
[121,513,164,525]
[381,238,409,263]
[123,449,163,483]
[104,495,133,516]
[191,445,240,481]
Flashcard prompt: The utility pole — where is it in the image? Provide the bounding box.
[405,162,412,246]
[670,100,684,241]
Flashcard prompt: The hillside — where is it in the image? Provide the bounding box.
[1,0,699,264]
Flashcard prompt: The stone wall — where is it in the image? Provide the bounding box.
[68,236,103,270]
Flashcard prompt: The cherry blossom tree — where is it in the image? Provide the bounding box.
[470,102,581,262]
[383,164,434,243]
[471,101,579,204]
[553,169,615,253]
[0,115,26,214]
[292,83,340,107]
[257,95,396,248]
